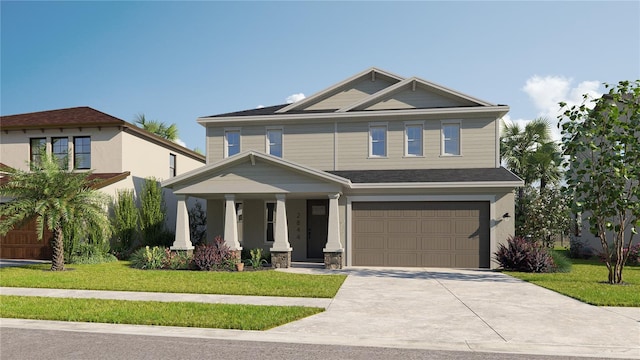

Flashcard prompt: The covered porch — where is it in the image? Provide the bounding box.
[161,151,350,269]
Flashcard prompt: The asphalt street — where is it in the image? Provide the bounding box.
[0,328,627,360]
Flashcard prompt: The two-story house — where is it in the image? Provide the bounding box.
[0,107,206,259]
[163,68,523,269]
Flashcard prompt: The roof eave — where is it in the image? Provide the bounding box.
[350,180,524,189]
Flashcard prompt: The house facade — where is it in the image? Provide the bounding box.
[0,107,205,259]
[163,68,523,269]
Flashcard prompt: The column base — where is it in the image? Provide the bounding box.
[170,246,194,256]
[324,251,343,270]
[271,251,292,269]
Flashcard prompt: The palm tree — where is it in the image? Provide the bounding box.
[0,153,111,271]
[501,117,553,185]
[135,114,179,142]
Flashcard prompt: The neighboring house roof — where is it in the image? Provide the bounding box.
[0,171,130,189]
[1,107,205,163]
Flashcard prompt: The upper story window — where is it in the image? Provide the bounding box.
[30,138,46,170]
[265,201,276,243]
[73,136,91,169]
[369,124,387,157]
[266,128,283,157]
[52,137,69,169]
[169,153,177,177]
[405,123,423,157]
[225,129,241,158]
[442,122,461,156]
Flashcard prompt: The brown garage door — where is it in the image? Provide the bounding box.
[352,201,490,268]
[0,218,52,260]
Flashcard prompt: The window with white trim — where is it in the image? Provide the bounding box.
[265,201,276,243]
[169,154,177,177]
[405,123,423,157]
[224,129,241,157]
[369,124,387,157]
[266,128,283,157]
[442,122,461,156]
[235,202,244,244]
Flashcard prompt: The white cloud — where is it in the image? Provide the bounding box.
[256,105,265,109]
[175,138,186,147]
[285,93,306,104]
[521,75,602,141]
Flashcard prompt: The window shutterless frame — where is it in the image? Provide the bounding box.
[73,136,91,169]
[404,121,424,157]
[265,201,276,243]
[29,137,46,169]
[266,127,283,157]
[224,128,241,158]
[52,137,69,169]
[441,121,461,156]
[169,153,177,177]
[368,123,388,158]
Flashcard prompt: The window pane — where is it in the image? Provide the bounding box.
[226,131,240,157]
[30,138,46,169]
[370,126,386,157]
[52,137,68,169]
[268,130,282,157]
[443,124,460,155]
[74,137,91,169]
[169,154,176,177]
[266,202,276,242]
[266,223,275,242]
[266,202,275,221]
[406,125,422,156]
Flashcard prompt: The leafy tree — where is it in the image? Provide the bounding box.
[135,113,179,142]
[139,177,166,246]
[559,80,640,284]
[517,186,572,247]
[113,189,139,251]
[0,153,110,271]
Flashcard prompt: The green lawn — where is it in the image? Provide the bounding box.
[0,261,346,298]
[506,258,640,307]
[0,295,323,330]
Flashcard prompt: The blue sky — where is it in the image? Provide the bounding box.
[2,1,639,151]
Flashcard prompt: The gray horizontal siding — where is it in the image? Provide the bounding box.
[304,78,394,111]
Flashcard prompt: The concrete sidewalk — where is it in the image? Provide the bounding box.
[1,267,639,359]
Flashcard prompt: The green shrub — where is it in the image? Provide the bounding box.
[550,250,572,273]
[139,178,166,247]
[113,189,139,251]
[244,248,268,270]
[162,248,192,270]
[130,246,166,270]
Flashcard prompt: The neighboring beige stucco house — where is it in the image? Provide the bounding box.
[163,68,523,269]
[0,107,205,259]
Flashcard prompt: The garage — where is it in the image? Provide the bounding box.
[352,201,490,268]
[0,218,52,260]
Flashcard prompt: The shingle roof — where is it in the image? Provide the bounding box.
[1,107,125,129]
[328,168,521,183]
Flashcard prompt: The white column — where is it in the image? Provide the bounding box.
[324,193,343,252]
[170,195,194,251]
[271,194,292,251]
[224,194,242,251]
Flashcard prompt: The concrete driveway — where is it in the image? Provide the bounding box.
[273,267,640,359]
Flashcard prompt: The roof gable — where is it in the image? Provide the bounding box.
[275,67,404,113]
[338,77,494,112]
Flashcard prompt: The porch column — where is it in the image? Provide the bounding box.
[224,195,242,254]
[271,194,292,268]
[323,193,344,269]
[170,195,194,252]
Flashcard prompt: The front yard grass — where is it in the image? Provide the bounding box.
[507,257,640,307]
[0,261,346,298]
[0,295,323,330]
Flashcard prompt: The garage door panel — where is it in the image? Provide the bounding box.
[353,236,385,249]
[421,236,452,250]
[389,237,417,250]
[388,253,418,267]
[388,220,417,233]
[352,201,489,268]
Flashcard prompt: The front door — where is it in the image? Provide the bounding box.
[307,199,329,259]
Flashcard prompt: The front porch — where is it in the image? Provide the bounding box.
[162,151,351,269]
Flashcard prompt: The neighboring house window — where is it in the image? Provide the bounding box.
[442,122,461,156]
[30,138,46,169]
[169,154,177,177]
[266,128,283,157]
[225,129,241,157]
[236,202,243,244]
[52,137,69,169]
[369,124,387,157]
[73,136,91,169]
[265,201,276,243]
[405,123,423,157]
